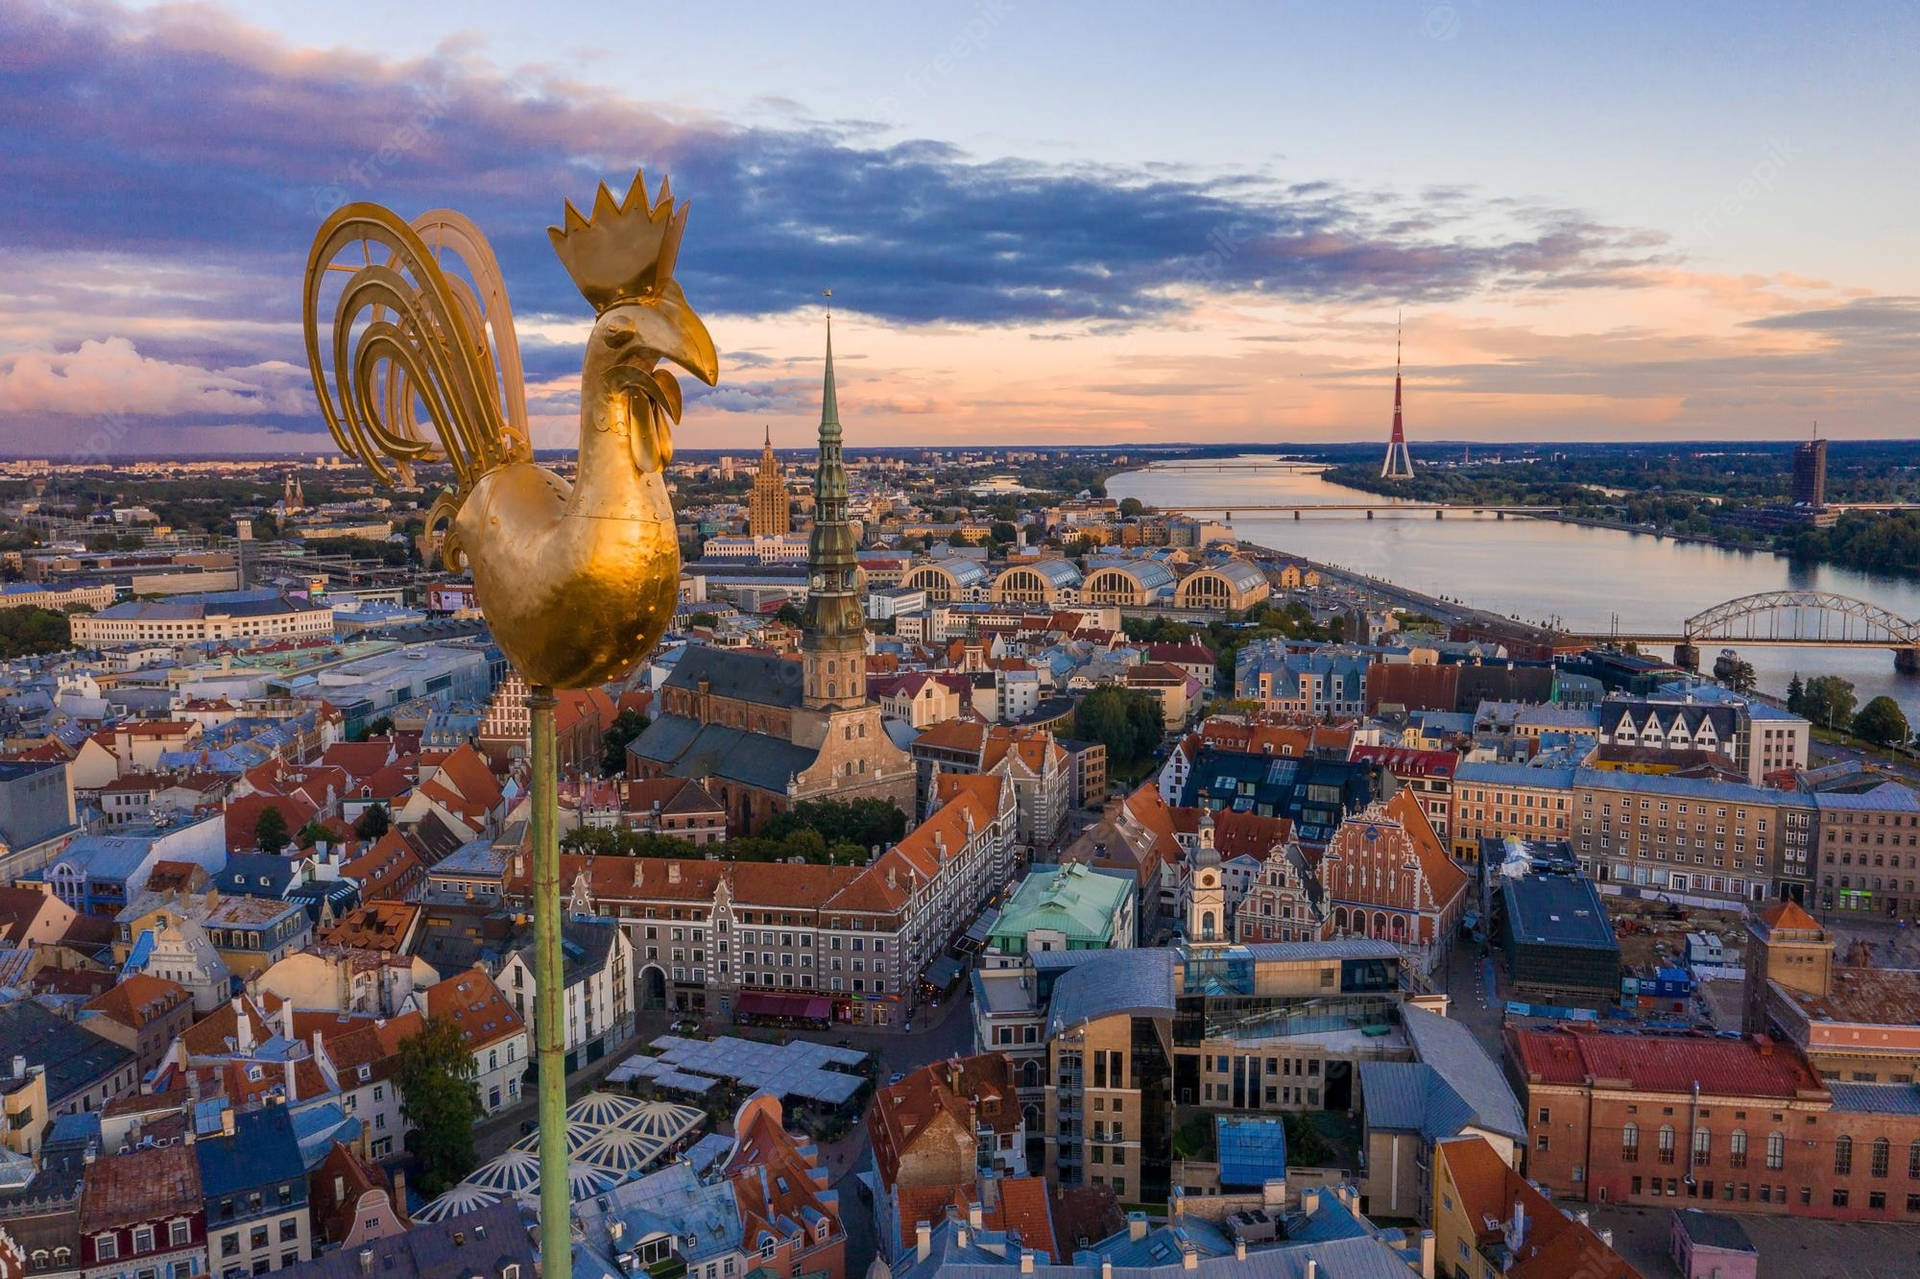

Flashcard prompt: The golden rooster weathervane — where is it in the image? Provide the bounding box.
[302,170,717,689]
[302,172,716,1279]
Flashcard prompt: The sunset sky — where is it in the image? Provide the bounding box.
[1,0,1915,455]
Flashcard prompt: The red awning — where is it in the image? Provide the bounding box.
[735,991,831,1020]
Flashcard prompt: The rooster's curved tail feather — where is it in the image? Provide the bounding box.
[302,204,531,525]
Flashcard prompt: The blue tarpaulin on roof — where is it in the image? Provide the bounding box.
[1216,1116,1288,1189]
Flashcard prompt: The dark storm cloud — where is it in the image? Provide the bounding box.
[0,0,1665,333]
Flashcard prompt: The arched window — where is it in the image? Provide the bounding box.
[1657,1124,1676,1164]
[1729,1129,1748,1169]
[1621,1122,1639,1163]
[1835,1135,1853,1175]
[1692,1127,1711,1167]
[1873,1137,1891,1178]
[1767,1131,1785,1170]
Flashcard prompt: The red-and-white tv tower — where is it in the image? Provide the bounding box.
[1380,314,1414,480]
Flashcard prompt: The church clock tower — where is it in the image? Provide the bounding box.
[801,315,867,710]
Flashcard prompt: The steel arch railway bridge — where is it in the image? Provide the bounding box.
[1567,590,1920,673]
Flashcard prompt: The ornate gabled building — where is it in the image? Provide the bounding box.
[749,426,791,537]
[1319,789,1468,975]
[628,322,914,833]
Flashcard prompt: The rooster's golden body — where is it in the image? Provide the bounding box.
[302,174,716,689]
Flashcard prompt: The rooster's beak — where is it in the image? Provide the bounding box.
[630,280,719,387]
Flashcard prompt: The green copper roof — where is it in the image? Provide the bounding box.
[988,862,1132,949]
[819,314,840,436]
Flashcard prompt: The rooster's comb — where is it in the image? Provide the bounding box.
[548,170,688,313]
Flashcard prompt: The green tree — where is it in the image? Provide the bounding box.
[990,521,1019,546]
[1118,497,1146,518]
[559,826,701,858]
[948,529,972,547]
[774,602,805,627]
[353,804,391,841]
[1852,696,1910,748]
[0,606,72,658]
[600,708,651,777]
[295,818,335,849]
[1785,673,1805,715]
[367,715,395,738]
[760,798,908,849]
[253,805,290,855]
[1719,657,1757,695]
[689,610,721,629]
[1074,685,1165,769]
[397,1015,482,1197]
[1801,675,1858,730]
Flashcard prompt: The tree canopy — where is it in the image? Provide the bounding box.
[600,708,650,777]
[253,805,290,855]
[1796,674,1858,729]
[0,606,72,658]
[1852,696,1910,748]
[1074,685,1165,769]
[353,804,391,841]
[396,1014,481,1197]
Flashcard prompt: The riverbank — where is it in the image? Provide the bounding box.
[1106,458,1920,721]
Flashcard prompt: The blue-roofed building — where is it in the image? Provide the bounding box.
[1796,762,1920,916]
[70,589,334,648]
[41,815,227,916]
[0,758,78,884]
[194,1105,312,1277]
[881,1184,1426,1279]
[1234,642,1369,718]
[1355,1005,1525,1222]
[1571,764,1811,908]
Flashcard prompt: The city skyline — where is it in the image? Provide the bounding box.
[2,0,1916,454]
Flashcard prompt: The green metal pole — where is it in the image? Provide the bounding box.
[529,684,570,1279]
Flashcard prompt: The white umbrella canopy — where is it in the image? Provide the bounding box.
[574,1125,660,1177]
[413,1183,503,1223]
[615,1099,705,1145]
[463,1149,543,1196]
[565,1091,645,1129]
[463,1148,618,1203]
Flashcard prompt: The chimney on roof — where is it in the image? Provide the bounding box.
[1300,1188,1320,1216]
[1419,1229,1435,1279]
[967,1201,983,1230]
[220,1106,234,1138]
[667,863,681,884]
[1020,1251,1035,1275]
[357,1248,373,1276]
[1233,1237,1246,1262]
[1303,1262,1317,1279]
[915,1222,931,1262]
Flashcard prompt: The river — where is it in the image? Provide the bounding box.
[1107,457,1920,721]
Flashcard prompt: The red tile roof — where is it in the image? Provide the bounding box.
[1507,1028,1824,1098]
[82,974,190,1030]
[423,967,523,1051]
[80,1144,201,1232]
